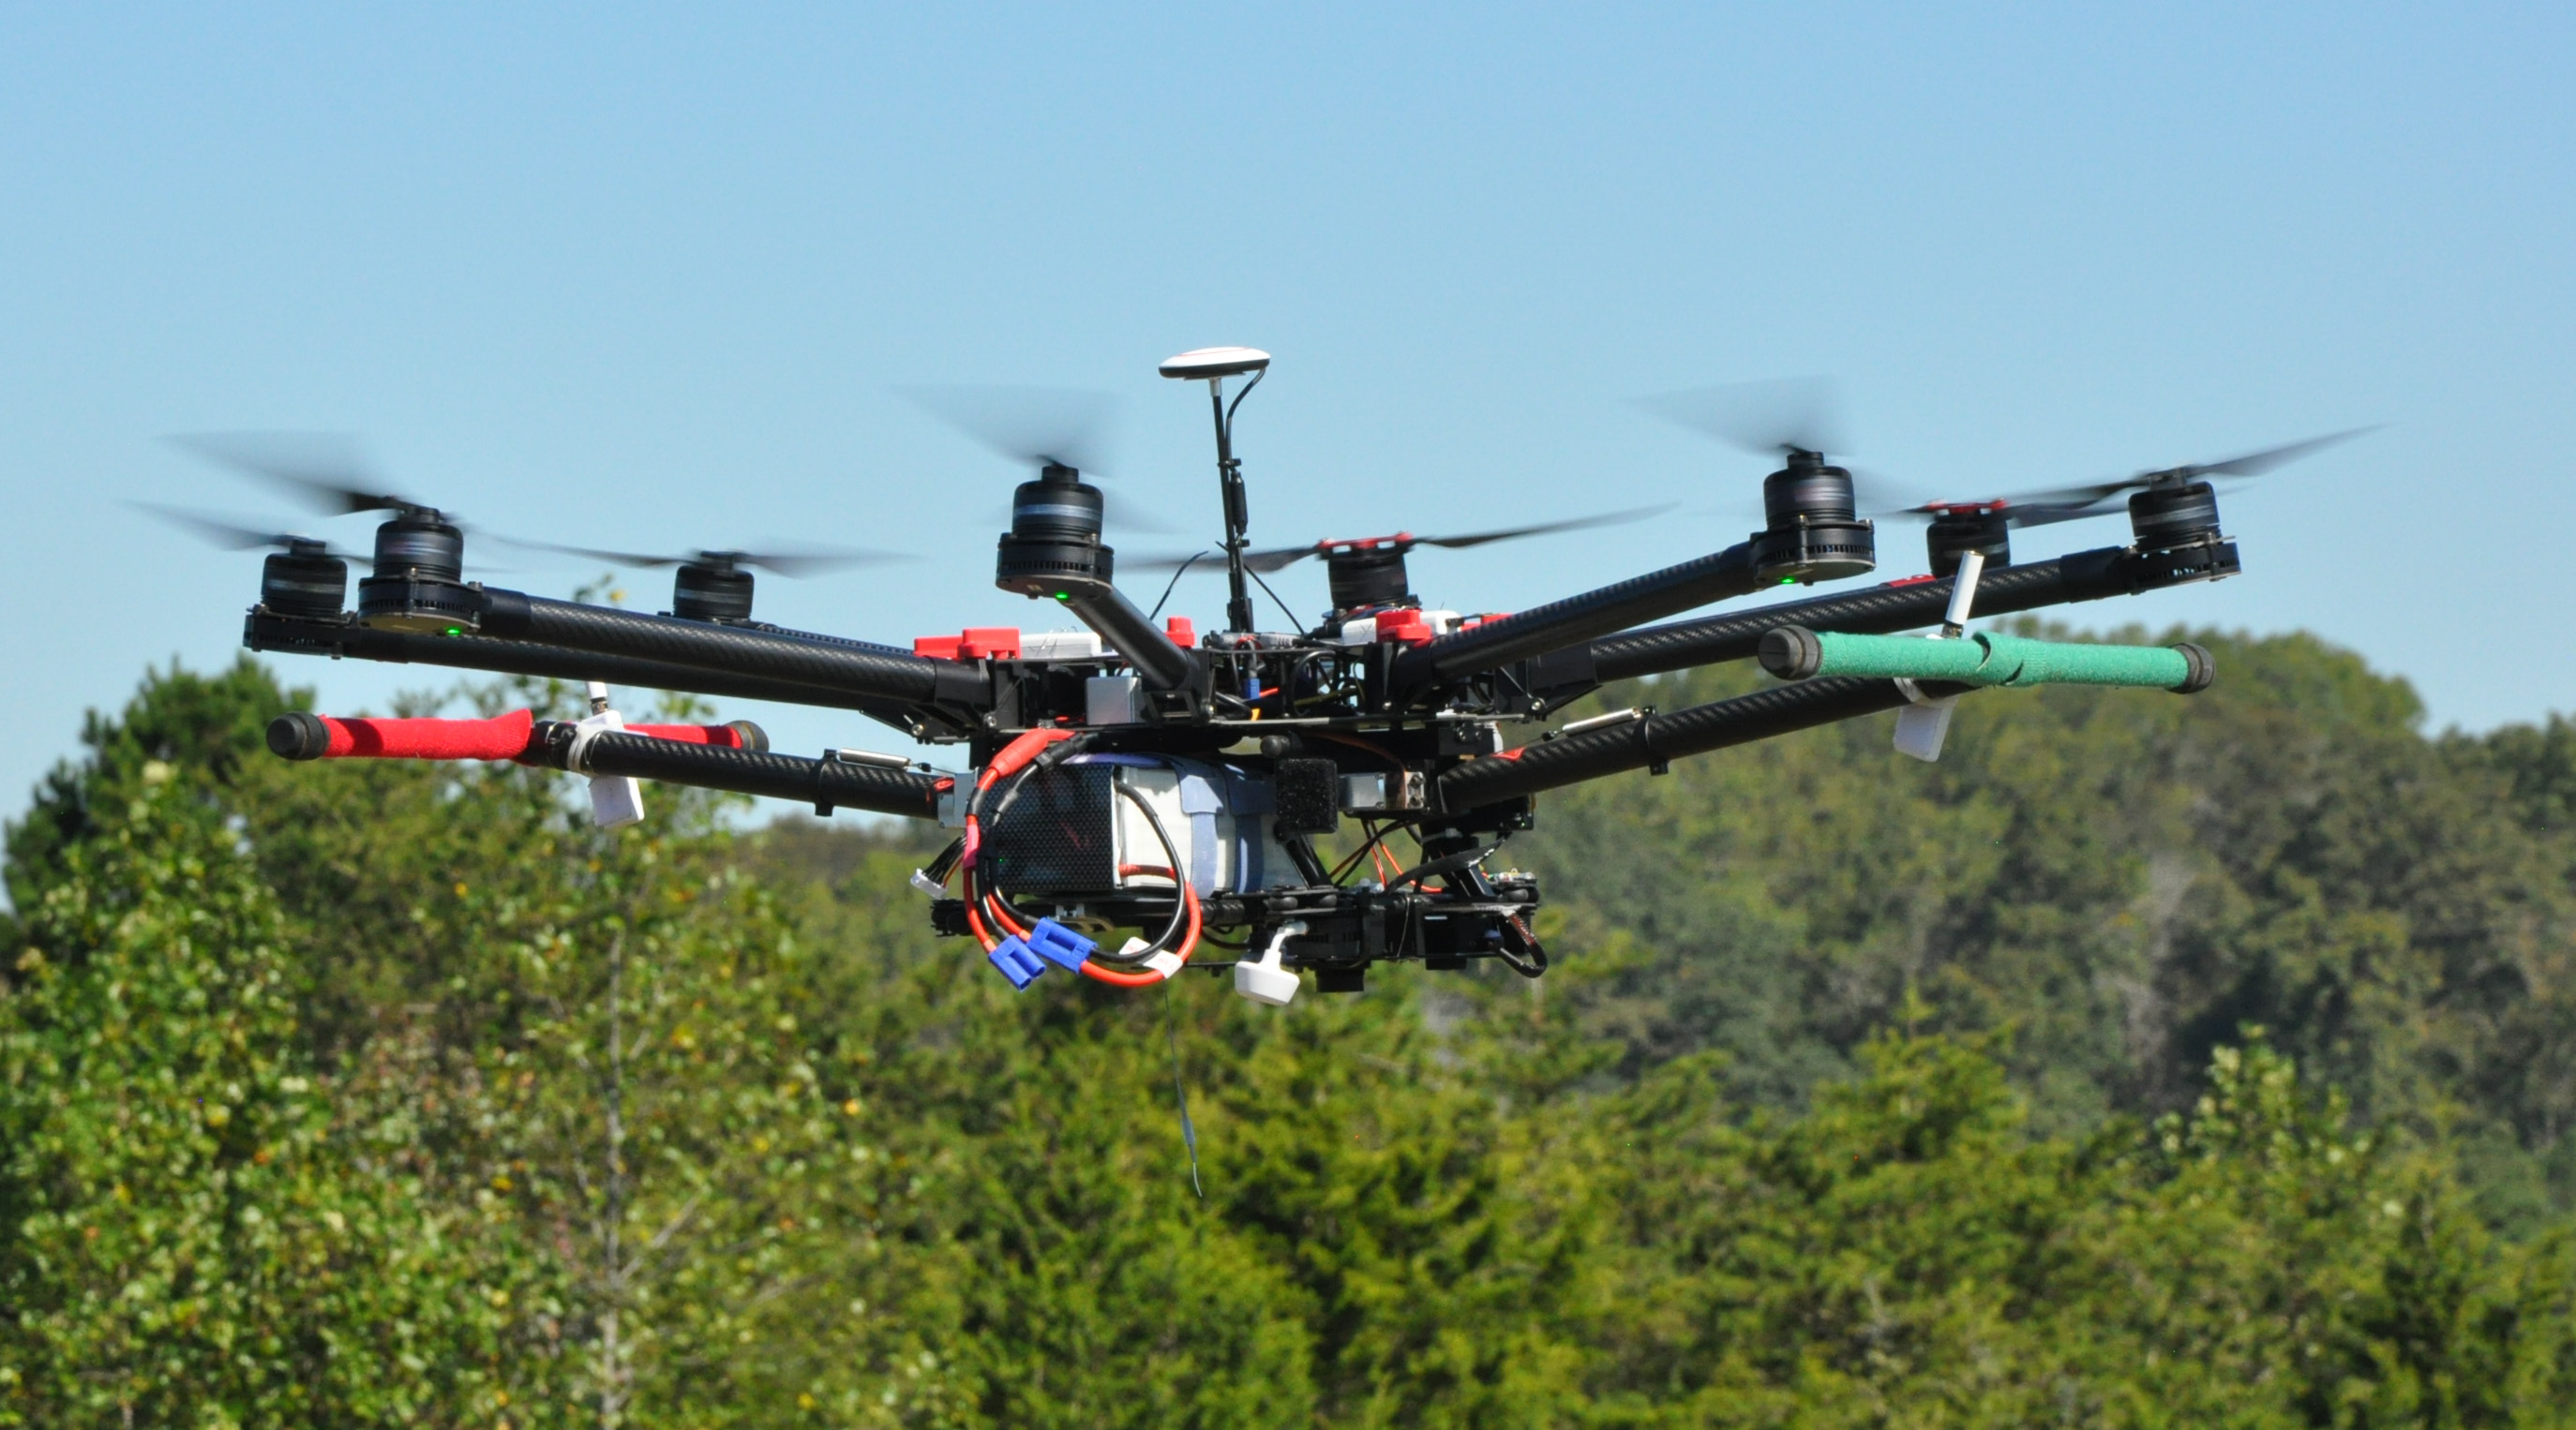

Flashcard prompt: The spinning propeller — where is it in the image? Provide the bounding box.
[490,540,912,622]
[1135,508,1670,573]
[1131,507,1670,618]
[1873,427,2379,575]
[131,504,369,561]
[899,384,1119,478]
[1633,374,1852,463]
[167,431,452,520]
[493,539,908,578]
[904,384,1180,536]
[1634,376,1880,583]
[1898,427,2382,521]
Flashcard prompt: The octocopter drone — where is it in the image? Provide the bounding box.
[171,351,2363,1005]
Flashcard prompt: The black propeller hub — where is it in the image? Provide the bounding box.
[261,538,349,619]
[357,509,480,633]
[2128,477,2223,551]
[996,463,1116,596]
[674,555,756,623]
[370,509,463,580]
[1922,503,2013,578]
[2124,478,2239,585]
[1753,450,1876,584]
[1325,543,1415,613]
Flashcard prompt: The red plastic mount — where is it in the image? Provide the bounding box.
[1373,609,1434,647]
[914,627,1024,661]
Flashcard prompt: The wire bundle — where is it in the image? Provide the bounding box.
[946,730,1203,987]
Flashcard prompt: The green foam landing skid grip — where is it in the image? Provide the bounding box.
[1787,629,2210,692]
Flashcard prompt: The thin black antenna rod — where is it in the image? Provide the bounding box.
[1208,370,1265,633]
[1160,347,1274,634]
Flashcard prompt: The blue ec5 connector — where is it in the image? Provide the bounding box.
[988,936,1047,990]
[1026,918,1097,972]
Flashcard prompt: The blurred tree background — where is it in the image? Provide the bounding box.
[7,632,2576,1426]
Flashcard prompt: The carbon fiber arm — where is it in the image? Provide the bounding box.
[1434,677,1968,810]
[525,722,947,820]
[243,610,959,737]
[1393,543,1763,688]
[477,590,991,710]
[1585,548,2145,683]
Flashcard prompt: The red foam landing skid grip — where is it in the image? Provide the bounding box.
[288,710,744,762]
[322,709,536,761]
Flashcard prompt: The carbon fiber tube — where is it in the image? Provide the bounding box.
[1394,542,1762,686]
[740,622,920,661]
[244,611,934,721]
[1062,583,1195,691]
[1586,550,2151,682]
[479,591,990,709]
[527,722,946,820]
[1435,677,1963,810]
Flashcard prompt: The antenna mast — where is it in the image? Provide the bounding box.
[1160,347,1273,633]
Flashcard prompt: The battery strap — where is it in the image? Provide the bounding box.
[1220,765,1271,891]
[1178,772,1223,893]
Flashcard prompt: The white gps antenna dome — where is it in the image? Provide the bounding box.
[1158,347,1271,380]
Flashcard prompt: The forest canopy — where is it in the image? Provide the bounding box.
[6,631,2576,1427]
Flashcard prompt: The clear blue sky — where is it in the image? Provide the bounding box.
[3,4,2569,838]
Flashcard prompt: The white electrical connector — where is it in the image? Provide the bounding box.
[1118,935,1187,979]
[1895,550,1985,764]
[1235,920,1307,1005]
[572,681,648,828]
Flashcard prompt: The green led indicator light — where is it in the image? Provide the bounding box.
[1054,592,1071,602]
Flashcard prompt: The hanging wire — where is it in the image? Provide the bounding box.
[1247,565,1304,631]
[1162,981,1204,1200]
[1146,550,1211,621]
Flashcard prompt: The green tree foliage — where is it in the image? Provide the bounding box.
[0,752,505,1423]
[8,641,2576,1424]
[1523,625,2576,1220]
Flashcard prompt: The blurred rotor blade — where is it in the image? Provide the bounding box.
[730,545,916,577]
[1997,477,2140,508]
[2006,499,2129,529]
[130,502,364,559]
[2187,426,2381,479]
[1243,544,1323,573]
[489,536,686,569]
[2018,426,2381,505]
[899,385,1120,475]
[1634,376,1848,457]
[490,535,911,576]
[1416,503,1675,550]
[166,431,430,515]
[1124,544,1318,574]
